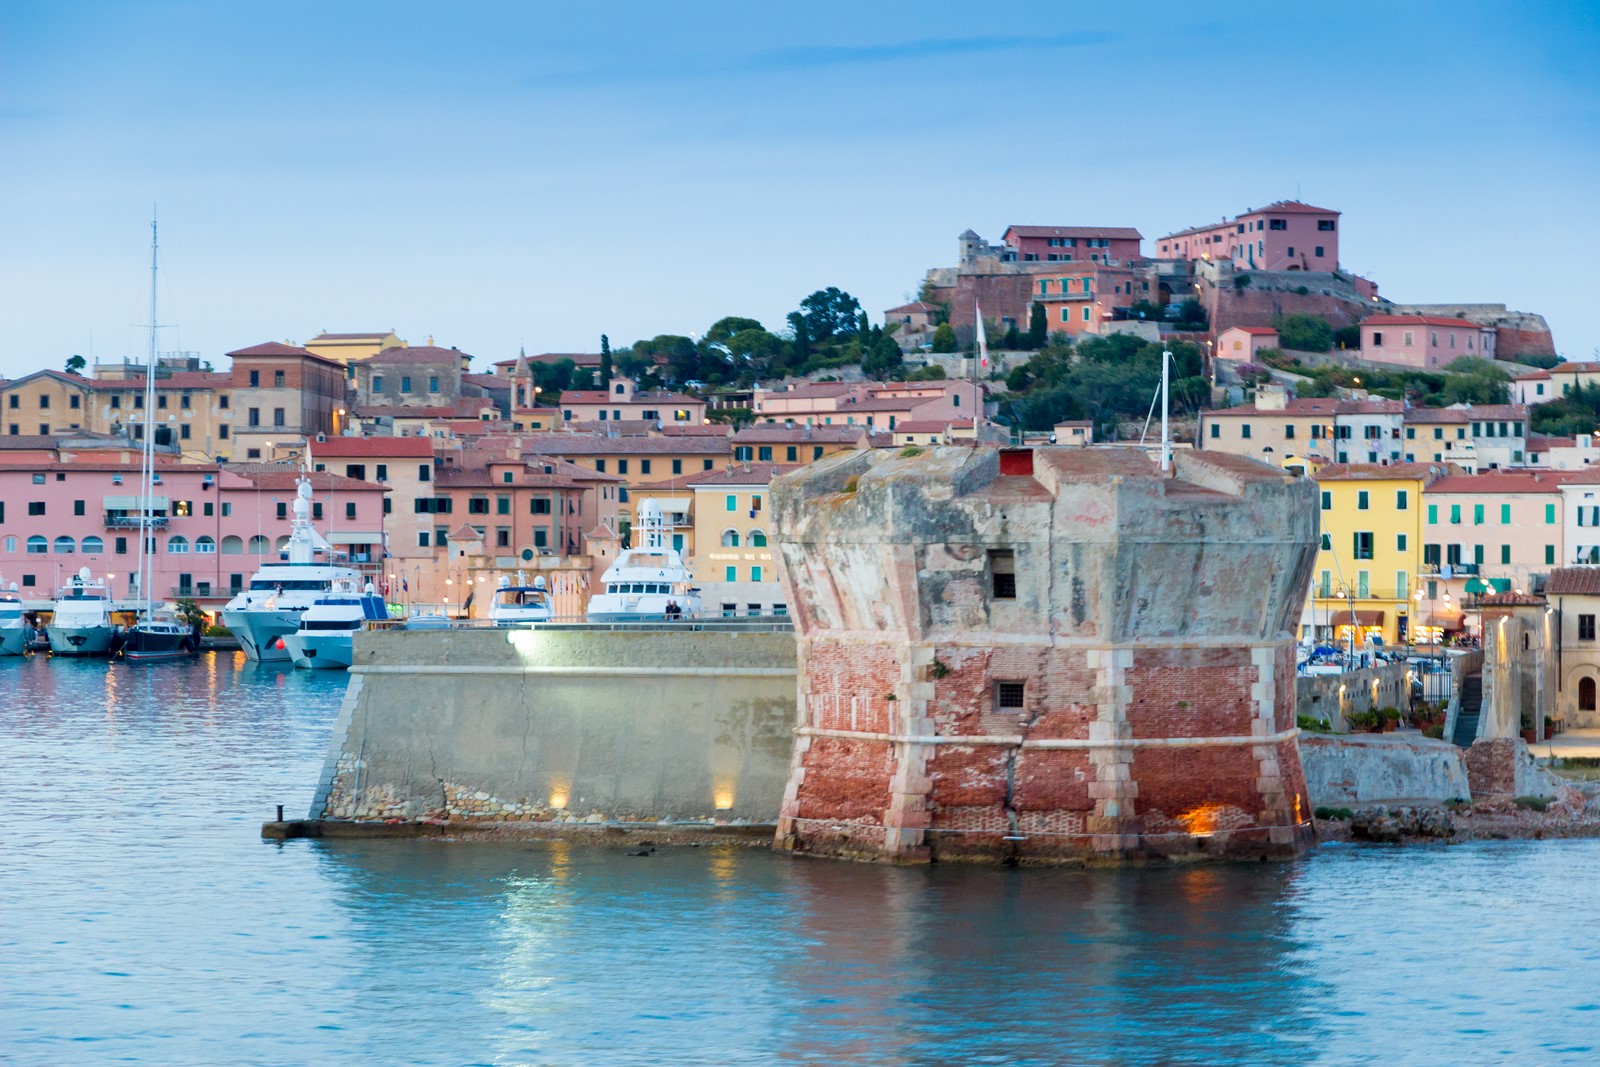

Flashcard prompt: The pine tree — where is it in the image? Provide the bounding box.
[599,334,613,388]
[1027,302,1048,349]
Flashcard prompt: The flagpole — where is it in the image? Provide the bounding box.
[973,299,984,438]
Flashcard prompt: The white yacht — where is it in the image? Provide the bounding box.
[488,574,554,626]
[47,567,118,656]
[586,499,701,621]
[0,580,32,656]
[221,469,362,662]
[283,581,392,670]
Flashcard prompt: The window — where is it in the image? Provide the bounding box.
[1397,533,1407,552]
[617,460,628,475]
[273,408,285,427]
[1547,545,1557,565]
[1396,490,1408,510]
[751,566,763,582]
[73,499,85,516]
[1318,220,1336,231]
[419,532,430,548]
[1473,504,1484,525]
[595,460,606,473]
[38,395,49,409]
[418,464,430,482]
[725,565,737,583]
[1315,246,1325,258]
[989,549,1016,599]
[721,530,741,547]
[1241,424,1252,440]
[1320,533,1331,551]
[1428,504,1437,524]
[1583,677,1597,711]
[53,536,75,554]
[996,682,1026,714]
[1320,491,1331,511]
[1474,544,1484,566]
[1353,532,1374,560]
[1501,544,1511,565]
[26,536,47,554]
[346,502,357,520]
[726,494,737,512]
[1210,424,1220,439]
[1501,504,1511,524]
[1581,615,1596,642]
[468,497,490,515]
[276,502,288,520]
[1285,425,1296,440]
[1450,504,1461,525]
[373,375,385,392]
[248,370,260,387]
[641,460,652,475]
[1357,490,1369,510]
[704,460,714,471]
[672,459,683,475]
[531,497,551,515]
[167,536,189,554]
[247,407,260,427]
[28,501,44,516]
[1269,219,1287,230]
[429,376,439,393]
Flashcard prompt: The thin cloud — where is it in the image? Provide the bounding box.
[751,31,1124,69]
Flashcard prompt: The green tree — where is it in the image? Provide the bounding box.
[599,334,613,388]
[1027,302,1048,348]
[787,312,812,367]
[65,354,86,374]
[795,288,863,343]
[705,316,764,345]
[634,334,699,383]
[1333,324,1361,350]
[931,322,957,353]
[1276,313,1334,352]
[907,365,947,381]
[533,358,575,395]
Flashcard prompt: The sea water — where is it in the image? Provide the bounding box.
[3,653,1597,1065]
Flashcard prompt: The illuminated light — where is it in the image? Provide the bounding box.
[713,788,735,811]
[1177,803,1230,836]
[548,787,569,810]
[275,638,285,650]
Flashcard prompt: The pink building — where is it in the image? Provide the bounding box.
[1361,315,1497,369]
[1216,326,1280,362]
[1000,225,1143,265]
[0,460,387,611]
[751,379,984,431]
[1028,263,1139,336]
[1156,200,1340,272]
[558,377,706,424]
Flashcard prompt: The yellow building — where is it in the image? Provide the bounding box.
[0,368,230,460]
[648,463,793,616]
[303,330,406,369]
[1310,463,1454,646]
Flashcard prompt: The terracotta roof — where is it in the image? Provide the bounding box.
[563,419,661,436]
[1223,326,1280,336]
[1362,315,1488,330]
[649,462,800,490]
[1552,362,1600,375]
[350,402,497,419]
[87,371,230,390]
[1003,225,1143,241]
[895,419,974,434]
[358,345,472,366]
[309,436,436,457]
[1402,408,1471,424]
[1513,368,1552,380]
[1425,471,1563,494]
[226,342,321,358]
[1160,201,1338,240]
[657,424,730,437]
[1204,397,1402,417]
[523,434,730,457]
[732,424,882,444]
[1545,568,1600,596]
[757,382,857,399]
[1478,592,1545,607]
[308,332,394,342]
[435,466,585,490]
[461,372,506,390]
[884,301,939,315]
[1529,435,1578,450]
[223,467,384,492]
[1313,463,1462,482]
[558,389,701,405]
[1406,404,1528,423]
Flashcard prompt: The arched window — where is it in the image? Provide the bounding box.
[53,536,75,554]
[1581,677,1596,712]
[194,536,216,554]
[26,535,47,555]
[721,529,740,547]
[274,535,291,553]
[749,529,768,548]
[247,535,269,555]
[167,535,189,554]
[221,535,245,555]
[2,536,14,553]
[80,536,105,554]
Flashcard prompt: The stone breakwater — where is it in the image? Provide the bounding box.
[1315,786,1600,844]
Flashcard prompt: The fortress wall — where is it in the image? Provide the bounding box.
[314,627,796,827]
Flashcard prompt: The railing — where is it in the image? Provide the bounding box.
[396,613,794,634]
[105,514,169,529]
[1034,289,1093,301]
[1423,563,1480,577]
[169,585,214,599]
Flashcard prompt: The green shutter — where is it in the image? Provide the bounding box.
[1501,504,1511,524]
[1473,504,1484,525]
[1428,504,1437,524]
[1547,503,1557,524]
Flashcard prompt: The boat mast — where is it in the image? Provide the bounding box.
[1160,347,1171,473]
[138,214,160,616]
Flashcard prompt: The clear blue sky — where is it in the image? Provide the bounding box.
[2,1,1596,375]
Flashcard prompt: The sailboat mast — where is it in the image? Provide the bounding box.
[1159,347,1171,473]
[139,216,159,614]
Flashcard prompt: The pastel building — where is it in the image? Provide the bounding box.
[1029,263,1139,335]
[752,379,984,430]
[882,300,940,351]
[224,342,347,460]
[1360,315,1497,369]
[1216,326,1280,363]
[0,461,386,610]
[1510,368,1552,405]
[667,463,791,617]
[1000,225,1143,265]
[1156,201,1340,272]
[1422,471,1565,620]
[558,378,706,425]
[1200,389,1404,467]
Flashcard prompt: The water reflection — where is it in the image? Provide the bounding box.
[5,654,1600,1065]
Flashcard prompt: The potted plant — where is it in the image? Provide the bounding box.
[1379,706,1401,733]
[1521,713,1536,744]
[1545,716,1558,737]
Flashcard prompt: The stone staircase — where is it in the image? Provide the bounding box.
[1452,674,1483,748]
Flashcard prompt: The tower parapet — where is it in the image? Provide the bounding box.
[770,446,1319,863]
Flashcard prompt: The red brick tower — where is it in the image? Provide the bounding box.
[770,446,1319,863]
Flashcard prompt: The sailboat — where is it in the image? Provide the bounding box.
[120,216,200,662]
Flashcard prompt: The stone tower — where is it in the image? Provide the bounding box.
[769,446,1319,864]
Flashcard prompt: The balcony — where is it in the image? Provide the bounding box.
[1424,563,1480,577]
[105,513,169,529]
[1034,289,1093,302]
[169,584,214,599]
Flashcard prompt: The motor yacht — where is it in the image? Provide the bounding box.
[46,567,117,656]
[221,467,362,662]
[586,499,701,621]
[283,580,392,670]
[0,580,31,656]
[488,574,554,626]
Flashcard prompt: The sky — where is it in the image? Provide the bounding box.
[1,1,1597,376]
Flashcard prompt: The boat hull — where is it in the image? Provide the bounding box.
[122,628,199,662]
[283,632,353,670]
[0,624,30,656]
[221,609,301,662]
[46,625,116,656]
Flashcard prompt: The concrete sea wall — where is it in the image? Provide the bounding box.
[1301,735,1471,808]
[313,626,796,827]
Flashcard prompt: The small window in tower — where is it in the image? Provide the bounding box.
[996,681,1026,714]
[988,549,1016,599]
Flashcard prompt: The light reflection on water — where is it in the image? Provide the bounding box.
[2,654,1598,1065]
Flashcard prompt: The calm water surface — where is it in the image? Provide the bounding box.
[3,653,1598,1066]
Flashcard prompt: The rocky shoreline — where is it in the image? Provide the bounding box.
[1314,782,1600,844]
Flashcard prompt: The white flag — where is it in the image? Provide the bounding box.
[975,303,989,369]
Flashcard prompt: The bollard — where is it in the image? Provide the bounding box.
[276,804,284,822]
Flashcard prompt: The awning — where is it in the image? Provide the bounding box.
[328,531,383,545]
[1335,610,1385,626]
[104,495,169,510]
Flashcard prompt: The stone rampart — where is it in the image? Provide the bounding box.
[314,626,796,826]
[1296,662,1412,730]
[1301,734,1470,807]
